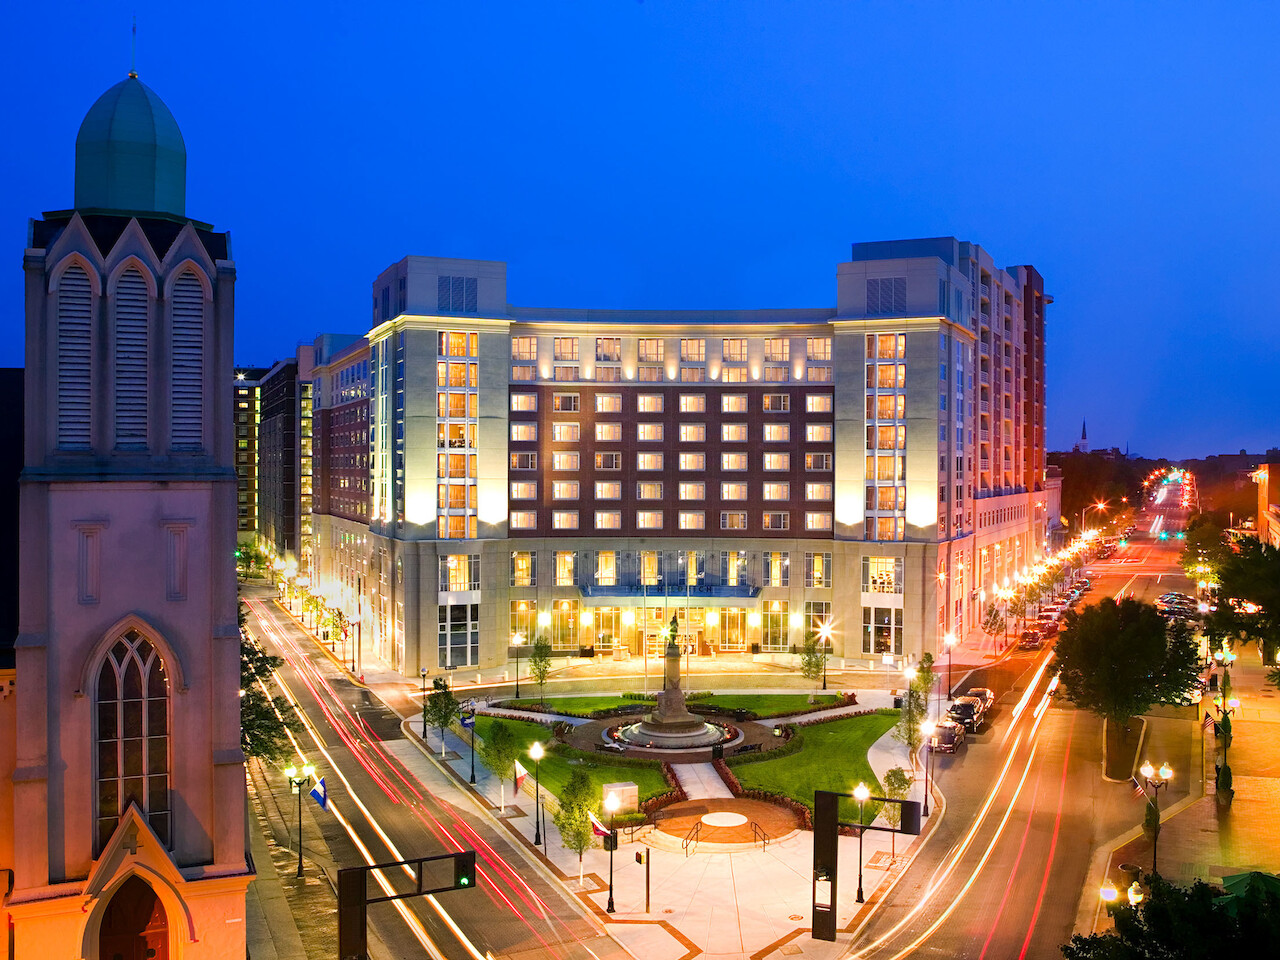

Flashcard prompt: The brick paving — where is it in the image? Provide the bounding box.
[651,798,800,843]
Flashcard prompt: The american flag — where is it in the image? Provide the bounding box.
[589,811,612,837]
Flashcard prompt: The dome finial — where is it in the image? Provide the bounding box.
[128,16,137,79]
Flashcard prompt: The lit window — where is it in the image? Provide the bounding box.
[552,423,580,442]
[765,339,789,362]
[805,512,832,531]
[511,452,537,470]
[596,338,621,362]
[596,551,617,584]
[596,393,622,412]
[680,423,706,442]
[511,337,536,361]
[638,339,664,362]
[678,511,705,530]
[763,394,790,412]
[764,424,790,442]
[596,422,622,442]
[637,394,664,413]
[722,394,748,413]
[806,424,833,443]
[637,453,663,470]
[510,393,537,411]
[721,367,748,382]
[722,338,747,362]
[806,337,831,361]
[806,482,833,501]
[721,511,748,530]
[510,551,536,587]
[721,482,747,500]
[721,453,748,471]
[555,551,576,585]
[679,394,706,412]
[679,482,705,500]
[763,453,791,471]
[511,423,536,442]
[636,511,663,530]
[763,482,790,500]
[510,511,536,529]
[553,394,580,413]
[552,452,580,471]
[637,423,664,442]
[595,510,621,530]
[679,452,706,470]
[553,365,579,381]
[806,394,833,413]
[763,511,790,530]
[553,481,579,500]
[807,453,832,471]
[722,423,748,442]
[680,339,705,362]
[510,482,537,499]
[511,365,535,381]
[805,552,833,588]
[552,511,579,530]
[637,482,664,500]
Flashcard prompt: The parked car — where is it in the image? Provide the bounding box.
[948,696,987,732]
[1019,628,1046,649]
[928,719,966,753]
[965,687,997,711]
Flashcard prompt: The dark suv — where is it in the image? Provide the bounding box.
[947,695,986,732]
[928,719,966,753]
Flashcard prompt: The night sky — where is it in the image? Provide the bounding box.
[3,2,1277,459]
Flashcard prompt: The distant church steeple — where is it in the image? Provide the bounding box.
[1073,420,1090,453]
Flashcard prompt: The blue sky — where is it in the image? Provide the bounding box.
[3,1,1277,458]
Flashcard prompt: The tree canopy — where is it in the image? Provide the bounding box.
[1205,539,1280,665]
[528,636,552,706]
[1052,598,1201,728]
[424,677,460,757]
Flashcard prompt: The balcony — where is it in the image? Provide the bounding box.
[579,583,762,602]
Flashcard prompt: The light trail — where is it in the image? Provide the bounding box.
[1017,714,1077,959]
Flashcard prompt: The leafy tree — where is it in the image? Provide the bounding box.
[1178,517,1231,581]
[1008,596,1028,634]
[892,656,934,768]
[528,635,552,707]
[981,603,1006,643]
[1053,599,1201,732]
[553,769,597,887]
[480,720,519,812]
[882,766,910,858]
[799,631,828,685]
[1061,872,1280,958]
[424,677,460,758]
[1207,539,1280,667]
[238,602,300,762]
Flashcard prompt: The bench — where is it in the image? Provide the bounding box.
[736,742,762,755]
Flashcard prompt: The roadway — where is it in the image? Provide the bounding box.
[243,589,627,960]
[848,486,1200,959]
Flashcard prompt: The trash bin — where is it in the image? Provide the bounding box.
[893,695,904,709]
[711,744,724,760]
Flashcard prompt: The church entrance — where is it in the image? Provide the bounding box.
[98,875,168,960]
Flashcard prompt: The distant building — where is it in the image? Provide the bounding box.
[1072,420,1089,453]
[257,347,315,566]
[1255,463,1280,547]
[233,366,269,541]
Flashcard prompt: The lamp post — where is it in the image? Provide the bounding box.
[605,791,619,913]
[920,720,935,817]
[944,632,957,700]
[512,633,525,699]
[1138,761,1172,874]
[1213,695,1238,770]
[284,763,316,878]
[1081,500,1108,537]
[818,621,833,691]
[420,668,428,738]
[529,742,544,848]
[853,782,870,903]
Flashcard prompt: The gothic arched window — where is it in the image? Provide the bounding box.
[95,630,170,850]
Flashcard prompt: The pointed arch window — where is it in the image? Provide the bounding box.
[57,264,93,449]
[113,268,149,448]
[95,630,170,850]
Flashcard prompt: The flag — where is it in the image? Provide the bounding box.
[1203,712,1216,730]
[460,712,475,730]
[589,811,611,838]
[514,761,528,792]
[309,777,328,811]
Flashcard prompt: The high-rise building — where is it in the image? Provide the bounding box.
[0,74,250,956]
[233,366,268,541]
[309,240,1050,678]
[257,347,315,568]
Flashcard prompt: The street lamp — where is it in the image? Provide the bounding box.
[920,719,935,817]
[284,763,316,878]
[529,741,545,848]
[1081,501,1108,537]
[1213,695,1239,770]
[853,782,870,903]
[604,791,620,913]
[1138,761,1172,874]
[818,621,833,691]
[420,668,428,738]
[944,632,957,700]
[512,633,525,698]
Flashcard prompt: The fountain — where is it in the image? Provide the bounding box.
[614,617,732,749]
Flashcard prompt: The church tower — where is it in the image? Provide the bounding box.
[0,73,250,957]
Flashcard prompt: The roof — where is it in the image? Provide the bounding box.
[508,306,837,326]
[74,76,187,218]
[29,213,228,263]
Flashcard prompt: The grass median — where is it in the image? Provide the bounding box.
[504,692,843,718]
[472,715,670,807]
[731,709,900,823]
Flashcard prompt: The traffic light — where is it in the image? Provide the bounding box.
[1119,539,1128,547]
[1159,531,1169,541]
[453,850,476,889]
[1176,531,1185,540]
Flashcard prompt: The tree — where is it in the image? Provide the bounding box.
[1207,539,1280,667]
[553,769,597,887]
[1053,599,1201,732]
[981,603,1006,643]
[1060,872,1280,958]
[1008,595,1028,635]
[799,631,828,686]
[882,766,910,859]
[528,635,552,707]
[892,656,934,769]
[239,602,300,763]
[424,677,460,758]
[480,720,519,813]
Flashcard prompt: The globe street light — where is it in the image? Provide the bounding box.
[604,791,620,913]
[1138,761,1172,874]
[1213,695,1239,771]
[944,632,958,700]
[284,762,316,878]
[920,719,935,817]
[853,782,871,903]
[529,741,545,848]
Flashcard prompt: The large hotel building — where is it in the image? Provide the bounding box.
[293,237,1050,678]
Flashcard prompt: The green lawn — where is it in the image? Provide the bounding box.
[504,695,636,714]
[472,715,669,807]
[731,710,900,822]
[703,694,842,717]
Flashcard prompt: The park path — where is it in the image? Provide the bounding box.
[672,762,735,800]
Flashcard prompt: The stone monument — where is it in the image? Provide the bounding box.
[615,616,729,748]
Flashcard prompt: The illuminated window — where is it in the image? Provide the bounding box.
[722,453,748,471]
[439,554,480,591]
[553,365,579,381]
[596,422,622,442]
[806,366,833,382]
[805,552,832,588]
[510,452,537,470]
[806,394,833,412]
[679,394,706,412]
[722,423,748,442]
[862,557,903,593]
[552,422,580,443]
[763,394,790,412]
[680,423,705,442]
[763,482,790,500]
[511,423,536,442]
[763,453,790,471]
[552,511,579,531]
[636,511,664,530]
[596,338,621,362]
[868,333,906,360]
[721,482,747,500]
[595,481,621,499]
[679,452,706,470]
[637,394,664,412]
[873,517,904,541]
[510,393,537,411]
[637,452,663,470]
[553,338,578,361]
[805,512,832,531]
[552,452,580,471]
[861,605,904,655]
[638,366,663,382]
[511,337,537,361]
[596,551,617,585]
[762,552,789,586]
[806,482,833,501]
[678,511,705,530]
[638,339,664,362]
[510,551,536,587]
[765,338,790,362]
[806,338,831,361]
[553,394,580,412]
[639,551,660,585]
[552,481,579,500]
[680,339,705,362]
[722,338,747,362]
[721,367,748,382]
[721,511,747,530]
[595,452,621,470]
[636,482,663,500]
[869,364,906,390]
[683,367,705,381]
[596,393,622,412]
[595,510,621,530]
[764,424,790,443]
[511,365,535,381]
[866,485,906,511]
[763,511,790,530]
[637,423,664,442]
[679,482,705,500]
[510,482,537,499]
[806,424,833,443]
[722,394,748,413]
[510,511,536,529]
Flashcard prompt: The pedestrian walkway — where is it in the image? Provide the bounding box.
[475,704,593,726]
[760,689,896,725]
[672,762,734,800]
